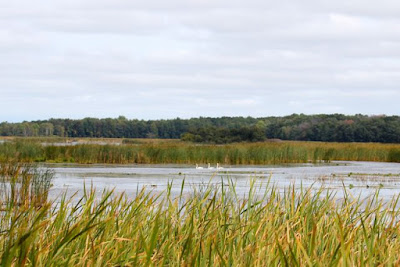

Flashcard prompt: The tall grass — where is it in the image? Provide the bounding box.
[388,148,400,163]
[0,161,54,208]
[2,174,400,265]
[0,139,399,164]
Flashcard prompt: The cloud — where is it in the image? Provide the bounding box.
[0,0,399,122]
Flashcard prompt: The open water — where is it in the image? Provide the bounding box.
[45,161,400,202]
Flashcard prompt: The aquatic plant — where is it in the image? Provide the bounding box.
[1,175,400,265]
[0,138,399,165]
[0,161,54,208]
[388,148,400,163]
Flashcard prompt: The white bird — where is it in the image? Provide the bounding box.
[196,164,203,169]
[217,163,224,170]
[207,163,214,169]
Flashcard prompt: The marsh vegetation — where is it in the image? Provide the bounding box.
[0,161,54,208]
[0,138,399,164]
[0,135,399,265]
[1,159,400,265]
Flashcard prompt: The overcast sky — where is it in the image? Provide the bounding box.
[1,0,399,122]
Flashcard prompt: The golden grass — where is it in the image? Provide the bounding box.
[2,174,400,265]
[0,138,399,164]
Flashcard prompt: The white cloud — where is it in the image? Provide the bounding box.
[0,0,399,122]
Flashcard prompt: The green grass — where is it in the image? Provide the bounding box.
[0,138,400,164]
[0,161,54,208]
[2,165,400,265]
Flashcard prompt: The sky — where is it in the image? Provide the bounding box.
[1,0,400,122]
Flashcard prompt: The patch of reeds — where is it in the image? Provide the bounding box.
[2,176,400,265]
[0,139,400,164]
[0,161,54,208]
[388,149,400,163]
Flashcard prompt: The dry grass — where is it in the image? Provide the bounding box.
[2,160,400,265]
[2,177,400,265]
[1,138,400,164]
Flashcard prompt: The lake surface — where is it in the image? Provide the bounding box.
[45,161,400,202]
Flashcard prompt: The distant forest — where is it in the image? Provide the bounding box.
[1,114,400,143]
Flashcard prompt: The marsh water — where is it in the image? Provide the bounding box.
[45,161,400,202]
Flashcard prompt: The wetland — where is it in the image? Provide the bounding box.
[47,161,400,202]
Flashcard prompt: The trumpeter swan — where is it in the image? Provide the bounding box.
[208,163,214,169]
[217,163,224,169]
[196,164,203,169]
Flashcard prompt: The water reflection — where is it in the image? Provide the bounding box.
[43,161,400,202]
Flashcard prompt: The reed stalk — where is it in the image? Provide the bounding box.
[1,169,400,265]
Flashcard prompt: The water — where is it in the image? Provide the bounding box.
[41,141,121,146]
[44,161,400,202]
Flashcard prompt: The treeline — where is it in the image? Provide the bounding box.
[1,114,400,143]
[181,126,266,144]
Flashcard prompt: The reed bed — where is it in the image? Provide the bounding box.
[0,161,54,208]
[0,139,399,164]
[2,171,400,265]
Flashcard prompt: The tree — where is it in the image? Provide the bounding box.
[39,123,54,136]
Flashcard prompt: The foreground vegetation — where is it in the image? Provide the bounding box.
[2,161,400,265]
[0,138,399,164]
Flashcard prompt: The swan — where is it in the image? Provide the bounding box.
[196,164,203,169]
[207,163,214,169]
[217,163,224,170]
